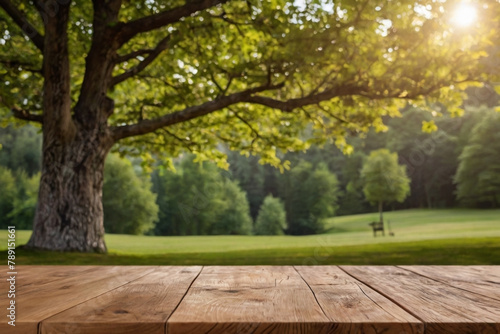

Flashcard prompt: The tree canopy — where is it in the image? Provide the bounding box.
[1,0,496,165]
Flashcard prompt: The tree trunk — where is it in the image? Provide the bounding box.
[24,1,118,252]
[26,129,113,252]
[378,200,383,223]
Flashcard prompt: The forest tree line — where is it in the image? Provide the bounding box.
[1,87,499,235]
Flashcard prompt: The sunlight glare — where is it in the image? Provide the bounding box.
[451,3,478,27]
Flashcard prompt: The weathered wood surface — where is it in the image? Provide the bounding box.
[167,266,332,333]
[1,266,499,334]
[342,266,500,334]
[42,266,202,334]
[399,265,500,301]
[295,266,424,334]
[1,266,156,334]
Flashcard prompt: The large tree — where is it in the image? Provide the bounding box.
[0,0,496,252]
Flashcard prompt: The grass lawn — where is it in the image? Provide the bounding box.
[1,208,499,265]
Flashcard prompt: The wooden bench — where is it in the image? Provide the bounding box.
[2,265,500,333]
[369,221,385,236]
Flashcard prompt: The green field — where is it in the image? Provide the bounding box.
[2,209,500,265]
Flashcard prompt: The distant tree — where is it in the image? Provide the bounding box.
[210,179,253,235]
[0,166,16,228]
[103,154,158,235]
[153,155,251,235]
[454,108,500,207]
[152,156,224,236]
[254,195,287,235]
[361,149,410,222]
[283,161,340,235]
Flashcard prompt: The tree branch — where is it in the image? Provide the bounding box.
[11,107,43,123]
[0,59,42,73]
[116,0,228,46]
[111,82,284,141]
[115,49,154,63]
[111,35,171,87]
[242,85,357,112]
[0,0,44,51]
[242,79,462,112]
[233,110,262,148]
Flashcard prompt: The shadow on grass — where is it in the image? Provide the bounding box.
[4,237,500,266]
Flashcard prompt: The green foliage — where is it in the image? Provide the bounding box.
[254,195,287,235]
[386,107,460,208]
[0,166,39,229]
[337,151,370,215]
[152,156,224,235]
[0,166,16,228]
[361,149,410,220]
[103,154,159,235]
[0,125,42,176]
[283,161,340,235]
[210,179,253,235]
[8,171,39,229]
[2,0,495,169]
[454,108,500,207]
[228,152,266,220]
[1,0,499,250]
[153,155,251,235]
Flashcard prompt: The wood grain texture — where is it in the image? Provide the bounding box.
[1,266,155,334]
[295,266,424,334]
[0,266,105,333]
[41,266,202,334]
[2,266,499,334]
[3,266,101,292]
[399,266,500,301]
[167,266,333,334]
[342,266,500,334]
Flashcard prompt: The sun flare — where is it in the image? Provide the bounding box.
[451,3,478,27]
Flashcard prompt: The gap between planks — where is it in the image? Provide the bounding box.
[338,265,428,326]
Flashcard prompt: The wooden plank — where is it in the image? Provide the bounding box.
[41,266,202,334]
[167,266,332,333]
[295,266,424,333]
[0,266,103,334]
[342,266,500,334]
[1,266,155,334]
[399,266,500,301]
[1,266,102,293]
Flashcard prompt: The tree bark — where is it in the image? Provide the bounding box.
[26,130,113,252]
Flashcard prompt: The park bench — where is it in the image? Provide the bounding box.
[369,221,385,236]
[4,265,500,333]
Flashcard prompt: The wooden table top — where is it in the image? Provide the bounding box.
[1,266,499,333]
